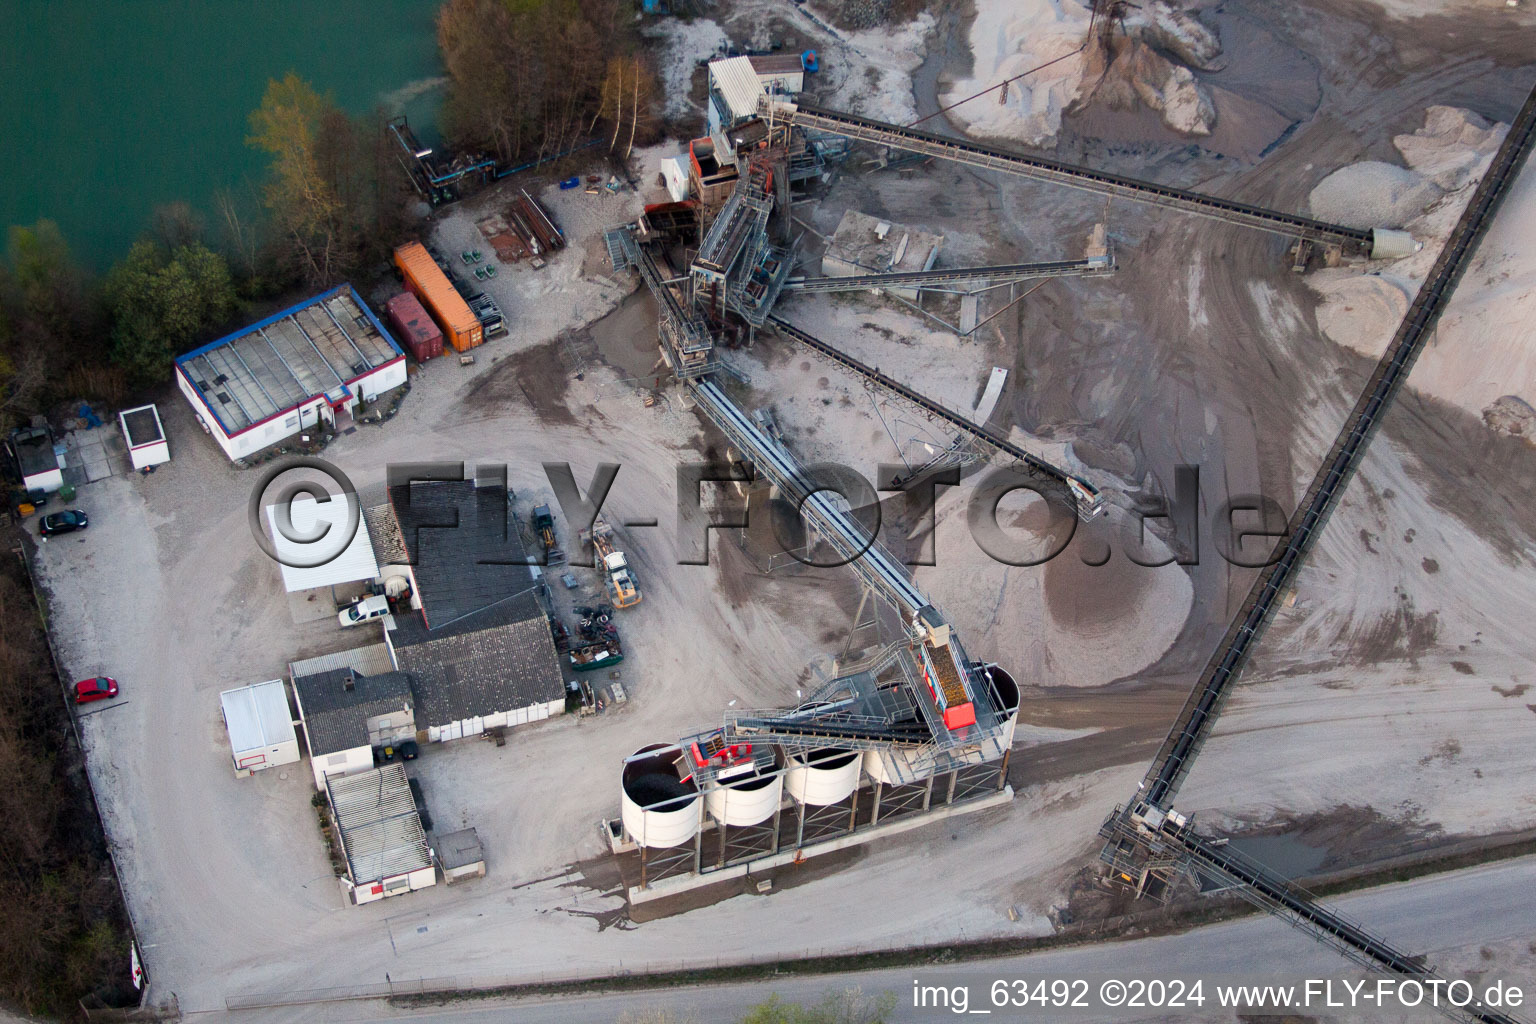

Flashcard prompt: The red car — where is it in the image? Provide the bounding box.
[74,676,119,704]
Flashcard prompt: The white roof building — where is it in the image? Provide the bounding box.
[708,56,765,128]
[119,404,171,470]
[265,495,380,593]
[174,285,406,462]
[219,679,300,775]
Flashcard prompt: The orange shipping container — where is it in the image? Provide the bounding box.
[393,243,483,352]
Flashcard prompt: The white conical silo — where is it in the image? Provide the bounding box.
[984,664,1020,749]
[864,745,925,786]
[704,767,784,826]
[784,748,861,805]
[620,744,701,848]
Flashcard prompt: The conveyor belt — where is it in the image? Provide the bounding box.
[633,241,709,347]
[732,716,932,745]
[766,315,1102,517]
[1139,81,1536,812]
[785,102,1377,253]
[783,257,1113,293]
[690,378,931,615]
[1165,824,1519,1024]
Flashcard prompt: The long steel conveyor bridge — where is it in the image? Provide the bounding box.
[780,101,1383,255]
[782,256,1114,294]
[1102,80,1536,1024]
[1099,810,1520,1024]
[1136,80,1536,815]
[689,378,930,616]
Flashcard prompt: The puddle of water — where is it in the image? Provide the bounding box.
[1227,833,1329,877]
[588,290,666,383]
[910,7,971,138]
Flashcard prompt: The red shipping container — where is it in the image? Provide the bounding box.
[385,292,444,362]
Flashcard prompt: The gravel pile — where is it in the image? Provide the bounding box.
[1308,160,1443,229]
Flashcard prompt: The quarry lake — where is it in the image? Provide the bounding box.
[1,0,444,268]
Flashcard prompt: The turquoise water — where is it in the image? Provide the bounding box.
[1,0,445,268]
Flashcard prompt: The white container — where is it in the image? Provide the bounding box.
[1369,228,1422,260]
[864,746,924,786]
[621,745,701,848]
[704,770,784,826]
[784,748,860,805]
[983,664,1020,750]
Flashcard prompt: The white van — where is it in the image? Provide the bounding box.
[338,594,390,628]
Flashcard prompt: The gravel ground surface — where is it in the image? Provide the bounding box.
[26,0,1536,1014]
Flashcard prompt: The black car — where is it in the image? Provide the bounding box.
[40,509,88,537]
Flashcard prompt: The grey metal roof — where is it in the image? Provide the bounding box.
[328,764,430,883]
[434,827,484,870]
[289,643,395,681]
[177,288,400,434]
[387,479,538,628]
[293,668,414,755]
[389,597,564,726]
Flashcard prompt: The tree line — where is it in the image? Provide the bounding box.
[0,75,410,425]
[436,0,661,165]
[0,555,132,1016]
[0,0,659,432]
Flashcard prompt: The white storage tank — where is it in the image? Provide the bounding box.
[704,766,784,826]
[864,746,924,786]
[1369,228,1422,260]
[621,744,700,848]
[983,664,1020,749]
[785,748,861,805]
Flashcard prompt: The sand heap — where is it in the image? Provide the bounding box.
[1080,29,1219,138]
[1307,106,1536,434]
[944,0,1221,145]
[1308,161,1445,229]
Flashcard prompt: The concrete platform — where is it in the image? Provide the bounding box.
[62,427,128,486]
[624,785,1014,905]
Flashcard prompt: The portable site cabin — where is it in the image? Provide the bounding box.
[174,285,406,462]
[219,679,300,776]
[7,426,63,494]
[434,827,486,884]
[118,404,171,470]
[660,154,692,203]
[747,53,806,95]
